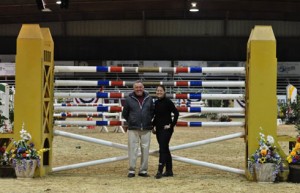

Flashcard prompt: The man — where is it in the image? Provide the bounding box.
[122,80,154,178]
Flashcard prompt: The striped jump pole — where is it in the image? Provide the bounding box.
[53,112,120,117]
[54,106,123,112]
[177,107,244,113]
[54,103,119,107]
[55,80,245,87]
[54,120,244,127]
[54,106,244,113]
[55,66,246,74]
[54,92,244,100]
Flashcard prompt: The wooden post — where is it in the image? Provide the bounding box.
[14,24,54,177]
[245,26,277,179]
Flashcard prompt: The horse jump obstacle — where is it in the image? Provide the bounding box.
[11,25,278,179]
[52,65,247,174]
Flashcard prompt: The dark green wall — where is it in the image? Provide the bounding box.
[0,36,299,61]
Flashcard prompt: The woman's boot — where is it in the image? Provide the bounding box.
[155,163,164,179]
[163,160,173,177]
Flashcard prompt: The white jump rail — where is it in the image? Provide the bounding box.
[54,92,244,100]
[55,80,245,87]
[54,66,246,74]
[52,130,245,174]
[54,106,244,113]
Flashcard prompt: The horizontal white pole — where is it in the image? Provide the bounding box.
[54,130,127,150]
[194,94,244,100]
[197,107,244,113]
[55,80,245,87]
[54,106,244,113]
[55,93,99,98]
[201,122,244,127]
[54,120,244,127]
[202,81,245,87]
[54,107,105,112]
[172,155,245,175]
[52,155,128,172]
[55,66,96,73]
[54,103,119,107]
[54,120,126,126]
[202,67,245,74]
[179,113,201,118]
[54,66,245,74]
[53,112,120,117]
[170,132,245,151]
[53,149,158,172]
[55,80,99,86]
[54,92,244,100]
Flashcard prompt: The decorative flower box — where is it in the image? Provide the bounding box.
[288,164,300,183]
[254,163,276,183]
[14,159,37,178]
[248,130,283,183]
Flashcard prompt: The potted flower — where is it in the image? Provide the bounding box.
[282,95,300,182]
[219,115,232,122]
[0,98,14,177]
[0,139,17,178]
[0,140,11,165]
[5,124,49,178]
[248,130,283,182]
[286,135,300,183]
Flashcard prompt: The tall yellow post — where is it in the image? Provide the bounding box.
[245,26,277,179]
[15,24,54,177]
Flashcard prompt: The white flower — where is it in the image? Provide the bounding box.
[259,132,265,138]
[23,133,31,141]
[20,128,31,141]
[3,153,8,161]
[259,144,269,151]
[267,135,275,145]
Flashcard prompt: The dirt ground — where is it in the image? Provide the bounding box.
[2,118,300,193]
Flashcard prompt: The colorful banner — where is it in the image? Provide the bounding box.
[286,84,297,103]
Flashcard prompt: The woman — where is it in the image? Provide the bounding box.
[152,85,179,179]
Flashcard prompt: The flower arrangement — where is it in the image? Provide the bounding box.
[4,124,49,175]
[219,115,232,122]
[287,135,300,164]
[0,139,11,166]
[278,95,300,132]
[248,129,283,181]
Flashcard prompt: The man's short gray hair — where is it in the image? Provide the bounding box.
[133,80,144,87]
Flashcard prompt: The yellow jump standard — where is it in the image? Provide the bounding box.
[14,24,54,177]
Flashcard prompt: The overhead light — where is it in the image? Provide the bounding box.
[189,2,199,12]
[42,8,52,12]
[56,1,62,5]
